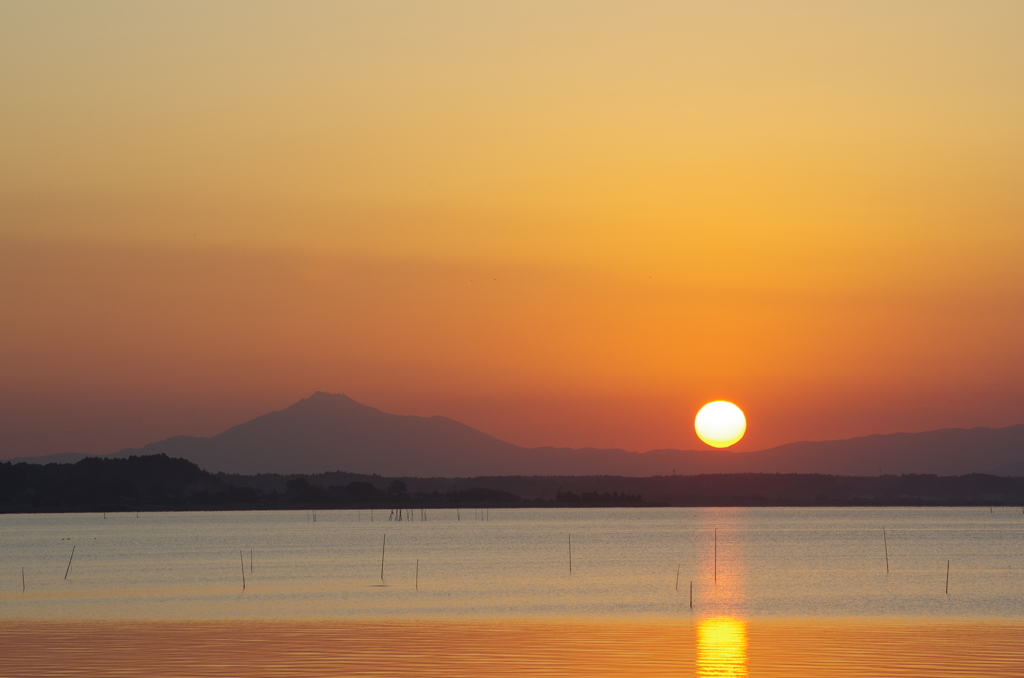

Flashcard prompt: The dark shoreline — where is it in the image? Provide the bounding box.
[3,453,1024,514]
[4,500,1024,515]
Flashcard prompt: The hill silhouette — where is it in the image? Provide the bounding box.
[89,391,1024,477]
[110,392,523,476]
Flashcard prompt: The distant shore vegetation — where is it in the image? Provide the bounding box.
[1,453,1022,513]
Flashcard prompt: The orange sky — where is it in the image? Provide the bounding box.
[2,2,1023,457]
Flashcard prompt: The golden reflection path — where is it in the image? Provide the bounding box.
[2,619,1023,677]
[697,616,748,677]
[694,509,749,677]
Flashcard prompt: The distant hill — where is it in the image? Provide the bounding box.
[0,454,227,511]
[91,391,1024,477]
[6,452,92,465]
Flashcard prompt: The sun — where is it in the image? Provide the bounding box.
[694,401,746,449]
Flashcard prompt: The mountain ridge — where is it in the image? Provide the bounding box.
[6,392,1024,477]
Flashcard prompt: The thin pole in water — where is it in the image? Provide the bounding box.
[689,580,693,608]
[416,558,419,591]
[457,508,460,521]
[568,534,572,573]
[250,549,253,573]
[714,529,717,583]
[64,545,75,580]
[381,534,386,580]
[675,564,680,592]
[22,567,26,592]
[240,551,246,590]
[945,560,950,595]
[883,527,889,574]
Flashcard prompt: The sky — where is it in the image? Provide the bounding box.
[2,1,1023,458]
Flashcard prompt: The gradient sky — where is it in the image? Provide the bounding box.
[2,1,1023,457]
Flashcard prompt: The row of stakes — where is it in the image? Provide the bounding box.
[232,526,957,602]
[234,524,958,602]
[360,507,487,522]
[21,513,993,595]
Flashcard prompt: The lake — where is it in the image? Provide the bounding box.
[2,507,1023,676]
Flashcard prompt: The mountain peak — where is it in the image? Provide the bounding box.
[308,390,347,400]
[288,391,373,414]
[303,391,356,404]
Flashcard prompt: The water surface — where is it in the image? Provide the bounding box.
[3,507,1023,677]
[2,507,1022,620]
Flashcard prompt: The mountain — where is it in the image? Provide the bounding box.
[111,392,525,476]
[99,391,1024,477]
[704,427,1024,476]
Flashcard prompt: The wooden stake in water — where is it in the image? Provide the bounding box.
[250,548,253,573]
[568,534,572,573]
[883,527,889,574]
[22,567,26,592]
[240,551,246,591]
[945,560,950,594]
[676,564,680,592]
[714,529,717,583]
[64,545,75,580]
[381,534,387,580]
[416,558,419,591]
[689,580,693,608]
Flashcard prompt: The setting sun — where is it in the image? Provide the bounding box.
[695,401,747,449]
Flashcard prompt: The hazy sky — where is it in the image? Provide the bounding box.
[2,1,1023,457]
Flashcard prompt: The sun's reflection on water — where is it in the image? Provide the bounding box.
[694,510,748,677]
[696,616,748,677]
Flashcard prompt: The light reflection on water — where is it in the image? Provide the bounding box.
[3,501,1024,677]
[2,506,1024,620]
[697,617,748,677]
[4,508,1022,675]
[695,511,748,677]
[2,618,1023,677]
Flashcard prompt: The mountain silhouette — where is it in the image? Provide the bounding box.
[88,392,1024,477]
[105,392,523,476]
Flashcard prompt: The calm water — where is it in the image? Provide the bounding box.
[2,506,1023,620]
